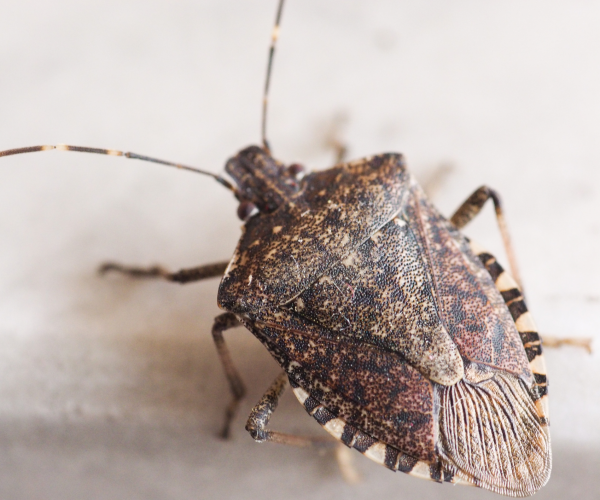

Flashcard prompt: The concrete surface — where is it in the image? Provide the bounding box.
[0,1,598,499]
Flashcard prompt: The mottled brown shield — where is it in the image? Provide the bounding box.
[218,150,551,497]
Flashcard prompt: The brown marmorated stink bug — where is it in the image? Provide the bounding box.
[1,0,555,497]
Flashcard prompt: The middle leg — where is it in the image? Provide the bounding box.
[212,312,246,439]
[246,372,361,481]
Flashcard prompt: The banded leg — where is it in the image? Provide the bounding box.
[247,372,360,481]
[463,196,592,354]
[99,261,229,284]
[212,313,246,438]
[246,371,335,448]
[450,186,523,290]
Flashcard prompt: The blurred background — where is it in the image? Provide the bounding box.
[0,1,598,499]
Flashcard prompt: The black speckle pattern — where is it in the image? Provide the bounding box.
[219,154,411,312]
[508,299,528,322]
[405,186,531,380]
[384,446,400,471]
[302,396,320,414]
[341,424,358,447]
[217,148,548,493]
[313,406,335,426]
[429,462,443,483]
[396,454,418,474]
[353,432,377,453]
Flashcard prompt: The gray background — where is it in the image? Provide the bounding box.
[0,1,599,499]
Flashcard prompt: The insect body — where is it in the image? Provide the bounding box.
[2,0,551,497]
[217,146,550,497]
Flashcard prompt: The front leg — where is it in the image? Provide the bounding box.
[99,261,229,283]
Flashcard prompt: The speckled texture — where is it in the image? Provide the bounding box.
[0,1,597,499]
[247,307,436,462]
[218,154,410,311]
[404,182,532,383]
[220,148,549,494]
[289,216,463,386]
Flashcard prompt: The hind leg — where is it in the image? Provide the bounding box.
[246,372,334,448]
[246,371,360,482]
[540,336,592,353]
[450,185,523,290]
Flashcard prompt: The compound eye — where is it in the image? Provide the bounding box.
[237,201,258,221]
[287,163,305,178]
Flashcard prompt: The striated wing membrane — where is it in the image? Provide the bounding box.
[438,373,551,496]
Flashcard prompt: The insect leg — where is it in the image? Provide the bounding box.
[331,137,347,164]
[450,186,523,290]
[475,246,592,357]
[539,336,592,353]
[99,261,228,283]
[420,163,454,199]
[326,112,349,164]
[246,371,335,448]
[212,312,246,439]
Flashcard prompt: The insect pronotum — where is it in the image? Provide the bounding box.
[9,0,592,497]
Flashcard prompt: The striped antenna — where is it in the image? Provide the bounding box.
[261,0,285,153]
[0,144,237,193]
